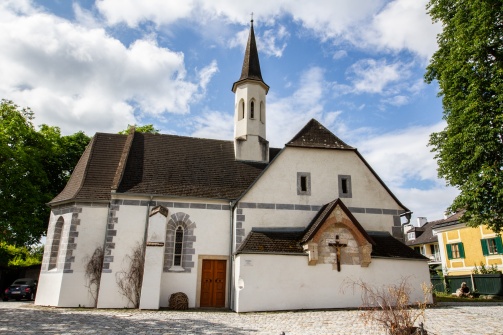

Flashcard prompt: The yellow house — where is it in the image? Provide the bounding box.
[433,212,503,275]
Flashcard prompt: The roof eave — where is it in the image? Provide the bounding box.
[231,78,270,93]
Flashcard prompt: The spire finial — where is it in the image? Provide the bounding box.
[250,12,254,25]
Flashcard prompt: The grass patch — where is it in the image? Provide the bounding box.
[434,292,503,303]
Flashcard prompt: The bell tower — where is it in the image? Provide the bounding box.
[232,19,269,162]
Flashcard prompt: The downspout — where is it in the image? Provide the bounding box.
[228,200,236,311]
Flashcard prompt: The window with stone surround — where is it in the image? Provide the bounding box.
[48,217,64,270]
[164,212,196,273]
[297,172,311,195]
[338,175,352,198]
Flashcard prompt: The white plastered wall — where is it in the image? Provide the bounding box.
[240,147,403,233]
[36,205,108,307]
[94,196,231,309]
[97,203,147,308]
[234,83,266,139]
[159,200,231,308]
[234,254,431,312]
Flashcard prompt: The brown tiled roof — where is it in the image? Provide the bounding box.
[232,21,269,92]
[237,200,424,260]
[236,228,305,254]
[51,132,281,204]
[286,119,354,149]
[115,133,280,199]
[432,211,464,230]
[406,221,437,246]
[369,231,428,260]
[237,229,427,260]
[49,133,127,205]
[301,198,374,245]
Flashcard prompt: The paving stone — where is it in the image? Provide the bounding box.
[0,301,502,334]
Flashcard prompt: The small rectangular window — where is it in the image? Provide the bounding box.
[297,172,311,195]
[338,175,352,198]
[300,176,307,192]
[341,179,348,194]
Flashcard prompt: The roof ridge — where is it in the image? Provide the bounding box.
[286,119,354,149]
[111,129,135,191]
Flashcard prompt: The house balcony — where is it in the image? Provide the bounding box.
[428,253,442,263]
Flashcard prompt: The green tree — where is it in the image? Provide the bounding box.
[0,100,90,246]
[118,124,159,135]
[425,1,503,232]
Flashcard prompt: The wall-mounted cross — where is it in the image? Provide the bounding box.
[329,235,347,272]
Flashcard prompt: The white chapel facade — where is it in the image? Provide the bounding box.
[35,21,431,312]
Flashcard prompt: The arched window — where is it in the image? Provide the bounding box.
[250,100,255,119]
[48,217,64,270]
[164,212,196,273]
[238,99,245,120]
[173,226,184,266]
[260,101,265,123]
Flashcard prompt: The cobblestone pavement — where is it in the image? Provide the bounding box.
[0,301,502,335]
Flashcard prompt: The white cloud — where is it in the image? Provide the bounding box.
[0,3,214,134]
[95,0,439,58]
[333,50,347,60]
[187,66,335,147]
[268,66,331,146]
[348,59,411,94]
[229,25,288,58]
[381,95,409,106]
[353,121,458,219]
[190,110,234,140]
[364,0,441,59]
[96,0,195,27]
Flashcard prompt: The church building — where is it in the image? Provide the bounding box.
[35,21,431,312]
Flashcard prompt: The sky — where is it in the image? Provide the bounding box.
[0,0,459,223]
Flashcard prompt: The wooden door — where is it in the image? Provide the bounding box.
[200,259,226,307]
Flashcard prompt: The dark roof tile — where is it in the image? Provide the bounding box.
[369,231,428,260]
[286,119,354,149]
[116,133,278,199]
[236,228,305,254]
[50,133,127,204]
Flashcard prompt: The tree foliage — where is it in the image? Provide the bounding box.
[118,124,159,135]
[0,242,43,268]
[0,100,90,245]
[425,0,503,232]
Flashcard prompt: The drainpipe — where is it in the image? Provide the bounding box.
[399,211,413,242]
[228,200,236,311]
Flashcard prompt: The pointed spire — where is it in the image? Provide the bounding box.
[232,19,269,93]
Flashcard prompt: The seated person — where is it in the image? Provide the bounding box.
[455,282,470,297]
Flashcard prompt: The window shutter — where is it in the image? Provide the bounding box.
[458,242,465,258]
[446,244,453,259]
[496,236,503,254]
[481,239,489,256]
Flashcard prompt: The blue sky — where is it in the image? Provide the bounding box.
[0,0,459,222]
